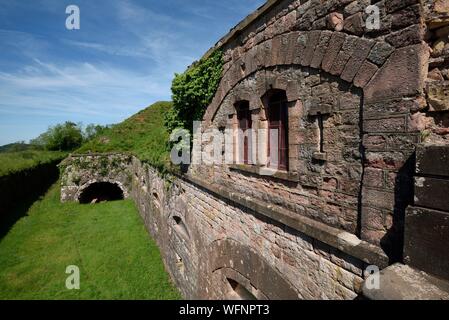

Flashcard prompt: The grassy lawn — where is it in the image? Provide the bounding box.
[0,150,67,177]
[0,183,181,300]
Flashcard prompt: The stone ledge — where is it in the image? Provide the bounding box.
[229,164,300,182]
[363,263,449,300]
[182,173,389,268]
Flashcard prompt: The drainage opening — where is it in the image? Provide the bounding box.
[79,182,124,204]
[227,278,257,300]
[173,216,190,239]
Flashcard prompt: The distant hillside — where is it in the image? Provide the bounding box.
[0,143,39,153]
[76,101,174,172]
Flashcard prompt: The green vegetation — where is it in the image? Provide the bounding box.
[72,49,224,173]
[0,150,67,177]
[0,142,39,153]
[0,183,181,300]
[77,101,174,173]
[165,50,223,133]
[31,121,84,151]
[31,122,109,152]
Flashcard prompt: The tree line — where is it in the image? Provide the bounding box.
[28,122,111,152]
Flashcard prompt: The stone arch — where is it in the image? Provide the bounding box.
[203,30,420,127]
[198,238,299,300]
[75,179,129,203]
[202,27,427,252]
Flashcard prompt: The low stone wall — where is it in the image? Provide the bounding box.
[59,153,133,203]
[61,154,384,299]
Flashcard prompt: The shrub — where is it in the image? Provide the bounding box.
[165,50,223,133]
[31,122,84,151]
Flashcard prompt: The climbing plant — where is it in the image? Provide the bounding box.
[165,49,224,134]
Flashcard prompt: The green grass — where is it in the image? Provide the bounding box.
[0,183,181,300]
[0,150,67,177]
[77,101,174,173]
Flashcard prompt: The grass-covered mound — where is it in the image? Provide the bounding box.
[0,151,67,177]
[76,101,173,172]
[0,183,181,300]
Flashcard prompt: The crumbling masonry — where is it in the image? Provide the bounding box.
[61,0,449,299]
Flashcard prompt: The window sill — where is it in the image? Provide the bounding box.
[229,164,299,182]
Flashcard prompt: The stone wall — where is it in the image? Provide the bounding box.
[60,0,449,299]
[60,153,133,202]
[194,0,449,260]
[131,158,370,299]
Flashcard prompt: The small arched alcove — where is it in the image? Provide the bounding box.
[78,182,124,204]
[227,278,257,300]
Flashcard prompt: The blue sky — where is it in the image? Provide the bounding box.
[0,0,265,145]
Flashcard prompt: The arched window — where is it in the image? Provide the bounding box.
[235,101,252,165]
[267,90,289,171]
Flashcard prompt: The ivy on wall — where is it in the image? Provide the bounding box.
[165,49,224,133]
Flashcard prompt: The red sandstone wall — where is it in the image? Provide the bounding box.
[190,0,446,260]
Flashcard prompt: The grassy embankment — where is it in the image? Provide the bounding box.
[0,150,67,177]
[0,102,181,299]
[0,183,181,300]
[77,101,174,173]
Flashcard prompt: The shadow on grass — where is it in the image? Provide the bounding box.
[0,162,60,240]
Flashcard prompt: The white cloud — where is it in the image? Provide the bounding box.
[0,58,171,119]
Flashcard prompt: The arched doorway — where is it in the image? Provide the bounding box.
[78,182,124,204]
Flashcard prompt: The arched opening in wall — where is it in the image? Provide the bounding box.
[226,278,257,300]
[173,215,190,239]
[264,89,289,171]
[152,192,161,210]
[79,182,124,204]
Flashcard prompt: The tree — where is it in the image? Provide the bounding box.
[83,124,109,141]
[31,122,84,151]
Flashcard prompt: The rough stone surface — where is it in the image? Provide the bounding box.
[60,0,449,300]
[363,263,449,300]
[60,153,132,202]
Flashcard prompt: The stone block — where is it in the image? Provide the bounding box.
[364,44,429,104]
[426,81,449,111]
[321,32,346,73]
[364,116,406,133]
[329,35,359,76]
[300,31,322,66]
[343,12,364,35]
[364,168,384,188]
[363,134,387,150]
[386,0,419,13]
[391,4,422,30]
[405,206,449,281]
[340,38,375,82]
[365,151,408,170]
[416,145,449,177]
[362,187,395,210]
[353,60,378,88]
[310,31,333,69]
[363,264,449,300]
[367,42,395,66]
[385,24,425,48]
[414,176,449,212]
